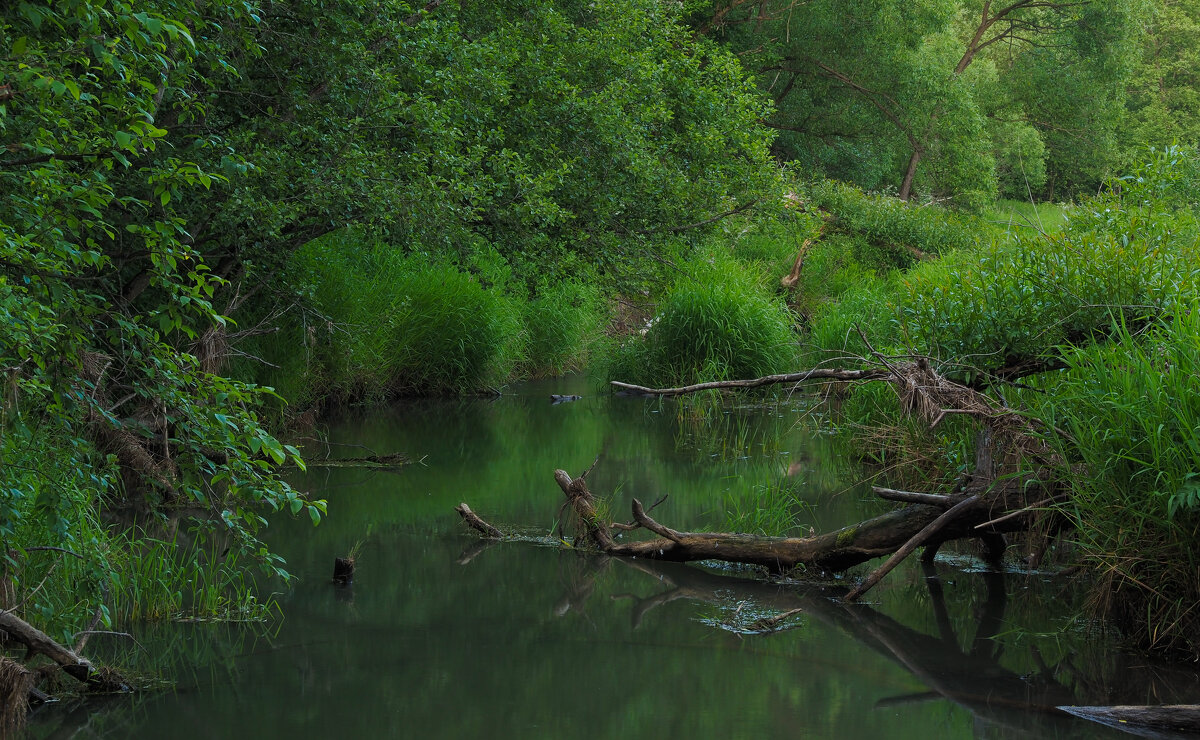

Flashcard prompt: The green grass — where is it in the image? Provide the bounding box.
[518,280,605,378]
[983,198,1070,235]
[236,234,525,404]
[1036,311,1200,656]
[596,250,800,386]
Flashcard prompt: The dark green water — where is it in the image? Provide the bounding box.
[28,378,1200,738]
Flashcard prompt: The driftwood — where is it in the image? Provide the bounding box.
[546,468,1049,580]
[455,503,503,539]
[1057,705,1200,737]
[304,451,410,470]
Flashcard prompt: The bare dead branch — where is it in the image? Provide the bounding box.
[873,487,963,507]
[455,503,502,539]
[845,495,981,602]
[610,367,889,397]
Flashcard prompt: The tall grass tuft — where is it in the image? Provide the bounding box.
[518,280,604,378]
[239,234,523,403]
[598,252,799,386]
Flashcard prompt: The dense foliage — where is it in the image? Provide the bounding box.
[0,0,777,637]
[687,0,1197,204]
[798,147,1200,655]
[3,0,1200,669]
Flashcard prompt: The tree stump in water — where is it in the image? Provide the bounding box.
[332,557,356,585]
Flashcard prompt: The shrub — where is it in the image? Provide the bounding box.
[809,179,983,257]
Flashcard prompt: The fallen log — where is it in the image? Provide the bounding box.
[456,357,1068,596]
[304,451,410,470]
[0,610,129,692]
[873,486,963,507]
[547,468,1049,576]
[609,367,889,397]
[1057,705,1200,736]
[457,459,1054,596]
[845,495,980,601]
[455,503,503,539]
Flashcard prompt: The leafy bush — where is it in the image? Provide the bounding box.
[895,149,1200,377]
[809,180,983,258]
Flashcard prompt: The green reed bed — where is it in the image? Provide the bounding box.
[1039,311,1200,656]
[598,252,800,386]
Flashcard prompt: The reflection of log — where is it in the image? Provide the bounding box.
[1057,705,1200,737]
[593,557,1085,737]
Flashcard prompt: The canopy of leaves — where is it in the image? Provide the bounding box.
[693,0,1148,204]
[0,0,779,581]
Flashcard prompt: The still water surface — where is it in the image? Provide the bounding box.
[29,377,1200,738]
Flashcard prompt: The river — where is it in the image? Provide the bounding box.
[27,377,1200,738]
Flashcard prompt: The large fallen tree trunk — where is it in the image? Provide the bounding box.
[551,467,1054,580]
[460,356,1069,599]
[0,610,129,693]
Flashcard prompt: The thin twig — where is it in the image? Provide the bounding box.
[23,546,83,559]
[973,494,1068,529]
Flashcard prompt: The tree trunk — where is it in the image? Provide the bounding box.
[548,469,1054,578]
[899,148,922,201]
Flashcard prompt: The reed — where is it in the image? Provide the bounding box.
[241,234,524,402]
[1041,310,1200,656]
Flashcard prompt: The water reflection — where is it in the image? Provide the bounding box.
[24,379,1200,739]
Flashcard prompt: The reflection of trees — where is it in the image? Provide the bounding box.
[551,554,1200,739]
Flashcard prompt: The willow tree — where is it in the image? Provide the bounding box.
[691,0,1144,204]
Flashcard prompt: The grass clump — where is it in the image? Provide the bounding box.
[1041,311,1200,657]
[518,280,605,378]
[598,252,799,386]
[240,234,524,404]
